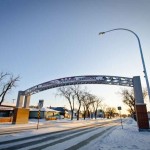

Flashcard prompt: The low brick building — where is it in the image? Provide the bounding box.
[29,107,60,120]
[0,102,15,123]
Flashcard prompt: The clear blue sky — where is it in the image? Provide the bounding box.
[0,0,150,112]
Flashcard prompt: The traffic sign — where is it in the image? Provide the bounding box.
[118,106,121,110]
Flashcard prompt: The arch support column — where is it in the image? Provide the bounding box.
[16,91,24,107]
[12,91,30,124]
[24,95,31,108]
[133,76,149,130]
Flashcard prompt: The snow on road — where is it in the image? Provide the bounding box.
[0,118,150,150]
[0,118,115,141]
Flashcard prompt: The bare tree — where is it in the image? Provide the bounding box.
[80,91,91,120]
[88,94,96,119]
[57,85,89,120]
[92,97,103,119]
[0,72,20,105]
[120,88,147,116]
[57,86,75,120]
[81,92,88,120]
[57,85,104,121]
[105,107,117,119]
[81,93,95,119]
[99,103,108,118]
[70,85,85,120]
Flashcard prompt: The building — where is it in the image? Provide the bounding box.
[0,102,15,123]
[50,107,70,118]
[29,107,60,120]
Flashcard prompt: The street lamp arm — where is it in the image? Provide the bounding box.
[99,28,150,101]
[99,28,141,43]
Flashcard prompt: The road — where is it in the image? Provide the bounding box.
[0,119,121,150]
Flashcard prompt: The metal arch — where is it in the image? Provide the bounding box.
[24,75,133,95]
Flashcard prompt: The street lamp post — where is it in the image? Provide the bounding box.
[99,28,150,101]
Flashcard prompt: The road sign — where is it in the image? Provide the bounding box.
[118,106,123,129]
[37,109,41,130]
[38,100,44,109]
[38,110,40,118]
[118,106,121,110]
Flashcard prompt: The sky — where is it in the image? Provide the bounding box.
[0,0,150,113]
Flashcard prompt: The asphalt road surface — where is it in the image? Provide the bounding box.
[0,119,121,150]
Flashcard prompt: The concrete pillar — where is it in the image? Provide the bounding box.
[135,104,149,130]
[12,108,30,124]
[24,95,31,108]
[16,91,25,108]
[13,91,29,124]
[133,76,149,130]
[133,76,144,103]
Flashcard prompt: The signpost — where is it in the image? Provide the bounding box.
[118,106,123,129]
[37,109,40,130]
[37,100,44,130]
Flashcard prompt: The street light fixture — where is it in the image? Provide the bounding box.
[99,28,150,101]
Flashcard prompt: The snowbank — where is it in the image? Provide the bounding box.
[80,118,150,150]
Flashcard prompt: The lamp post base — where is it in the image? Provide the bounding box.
[135,104,149,130]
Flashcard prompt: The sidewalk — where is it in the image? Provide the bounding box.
[80,118,150,150]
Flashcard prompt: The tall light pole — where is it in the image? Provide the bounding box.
[99,28,150,101]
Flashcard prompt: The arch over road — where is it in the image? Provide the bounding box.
[13,75,149,130]
[24,75,133,95]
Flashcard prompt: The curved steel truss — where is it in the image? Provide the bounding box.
[24,75,133,95]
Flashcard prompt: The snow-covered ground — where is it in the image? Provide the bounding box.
[81,118,150,150]
[0,118,150,150]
